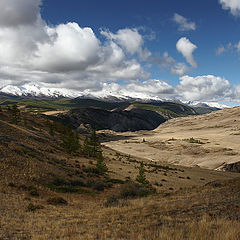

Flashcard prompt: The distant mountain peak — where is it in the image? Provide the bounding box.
[184,100,229,109]
[0,83,164,101]
[0,83,229,109]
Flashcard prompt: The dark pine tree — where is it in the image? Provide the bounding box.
[136,162,149,185]
[96,151,108,175]
[11,104,21,125]
[61,126,80,154]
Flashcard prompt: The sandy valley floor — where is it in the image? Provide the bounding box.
[102,107,240,170]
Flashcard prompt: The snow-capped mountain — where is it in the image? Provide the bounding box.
[0,83,164,101]
[0,83,229,109]
[183,101,229,109]
[0,84,81,98]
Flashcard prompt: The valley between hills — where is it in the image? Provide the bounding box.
[102,106,240,170]
[0,98,240,240]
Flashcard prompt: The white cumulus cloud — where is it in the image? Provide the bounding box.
[173,13,196,31]
[0,0,148,91]
[177,75,233,101]
[151,52,190,76]
[176,37,198,67]
[216,46,226,55]
[0,0,42,27]
[236,41,240,52]
[33,23,101,73]
[101,28,143,55]
[219,0,240,16]
[91,80,175,100]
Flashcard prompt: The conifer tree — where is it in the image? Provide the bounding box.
[89,130,101,157]
[82,130,101,157]
[82,136,91,157]
[61,126,80,154]
[136,162,149,185]
[49,122,55,136]
[96,151,108,175]
[11,104,21,124]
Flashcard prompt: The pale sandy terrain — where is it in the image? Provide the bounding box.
[102,106,240,170]
[42,110,68,116]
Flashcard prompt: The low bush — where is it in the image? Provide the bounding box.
[104,195,119,207]
[87,179,112,191]
[119,182,156,199]
[47,197,68,205]
[106,178,125,184]
[26,203,44,212]
[29,189,39,197]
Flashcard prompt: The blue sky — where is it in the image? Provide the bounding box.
[41,0,240,84]
[0,0,239,105]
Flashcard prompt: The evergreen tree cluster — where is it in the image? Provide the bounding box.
[82,131,101,158]
[82,130,108,175]
[61,126,80,154]
[46,119,108,174]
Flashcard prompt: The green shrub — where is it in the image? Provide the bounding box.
[106,178,125,184]
[29,189,39,197]
[52,177,68,186]
[186,137,204,144]
[119,182,156,199]
[47,177,90,194]
[82,167,100,175]
[105,195,119,207]
[87,180,112,191]
[26,203,44,212]
[47,197,68,205]
[8,182,16,187]
[69,180,86,187]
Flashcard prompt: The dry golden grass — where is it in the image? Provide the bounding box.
[1,176,240,239]
[0,107,240,239]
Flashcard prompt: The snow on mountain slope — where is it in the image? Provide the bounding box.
[0,83,229,109]
[0,83,164,101]
[0,83,81,98]
[184,101,229,109]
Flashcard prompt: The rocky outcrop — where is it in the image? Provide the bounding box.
[56,107,166,132]
[223,162,240,173]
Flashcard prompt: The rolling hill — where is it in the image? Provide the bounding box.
[0,104,240,239]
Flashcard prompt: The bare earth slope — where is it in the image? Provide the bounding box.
[103,106,240,170]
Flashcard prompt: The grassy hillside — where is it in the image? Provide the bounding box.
[193,106,220,115]
[0,105,240,239]
[0,95,72,112]
[0,95,200,118]
[0,96,131,112]
[133,102,197,118]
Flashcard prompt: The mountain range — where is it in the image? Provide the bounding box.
[0,83,228,109]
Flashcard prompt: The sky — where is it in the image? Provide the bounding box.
[0,0,240,105]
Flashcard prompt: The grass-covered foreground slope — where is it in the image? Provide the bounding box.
[0,105,240,239]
